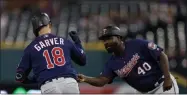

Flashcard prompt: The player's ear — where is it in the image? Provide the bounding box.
[118,36,124,43]
[48,23,52,29]
[117,36,122,40]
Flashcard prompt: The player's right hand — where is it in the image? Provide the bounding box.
[77,74,86,82]
[69,31,81,44]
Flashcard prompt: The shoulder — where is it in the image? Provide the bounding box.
[57,36,74,47]
[64,39,74,45]
[126,39,147,43]
[24,38,39,53]
[125,39,149,46]
[24,43,32,53]
[104,56,115,66]
[55,35,68,41]
[54,35,70,43]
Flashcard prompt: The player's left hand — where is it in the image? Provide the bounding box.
[163,77,172,91]
[69,31,81,44]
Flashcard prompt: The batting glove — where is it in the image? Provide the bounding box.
[69,31,81,44]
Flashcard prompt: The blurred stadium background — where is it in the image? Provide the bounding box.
[0,0,187,94]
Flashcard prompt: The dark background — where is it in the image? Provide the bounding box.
[0,0,187,94]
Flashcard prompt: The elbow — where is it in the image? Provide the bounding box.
[74,59,86,66]
[79,63,86,66]
[15,80,23,83]
[15,72,23,83]
[79,56,87,66]
[79,61,86,66]
[75,60,86,66]
[15,78,24,83]
[81,58,86,66]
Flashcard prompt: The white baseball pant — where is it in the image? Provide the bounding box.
[40,77,80,94]
[136,74,179,94]
[114,74,179,94]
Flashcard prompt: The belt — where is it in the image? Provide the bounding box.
[140,76,164,93]
[154,76,164,87]
[149,76,164,92]
[41,76,74,86]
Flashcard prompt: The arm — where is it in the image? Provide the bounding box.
[140,39,172,91]
[78,74,111,87]
[15,50,34,84]
[16,68,32,83]
[141,40,171,78]
[78,60,116,87]
[159,52,171,80]
[70,42,86,66]
[159,51,173,91]
[69,31,86,66]
[16,72,37,84]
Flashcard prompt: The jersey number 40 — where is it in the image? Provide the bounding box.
[43,47,66,69]
[138,62,151,75]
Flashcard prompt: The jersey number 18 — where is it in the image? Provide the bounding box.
[43,47,66,69]
[138,62,151,75]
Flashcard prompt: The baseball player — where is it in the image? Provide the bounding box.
[78,25,179,94]
[15,12,86,94]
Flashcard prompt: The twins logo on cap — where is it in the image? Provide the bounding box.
[148,42,157,50]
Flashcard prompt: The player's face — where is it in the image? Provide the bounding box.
[102,36,121,53]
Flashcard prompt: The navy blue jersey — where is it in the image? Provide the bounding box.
[101,39,164,92]
[16,33,86,86]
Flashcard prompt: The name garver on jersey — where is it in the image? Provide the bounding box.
[34,37,64,51]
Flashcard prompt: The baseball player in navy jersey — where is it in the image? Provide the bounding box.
[15,12,87,94]
[78,25,179,94]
